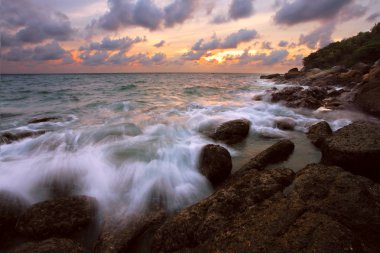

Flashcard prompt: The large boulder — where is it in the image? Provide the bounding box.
[321,122,380,182]
[260,74,281,79]
[0,191,29,248]
[240,140,295,171]
[307,121,333,148]
[198,144,232,186]
[274,117,296,131]
[284,68,302,79]
[210,119,250,145]
[151,164,380,253]
[355,79,380,117]
[16,195,97,240]
[9,238,84,253]
[94,211,166,253]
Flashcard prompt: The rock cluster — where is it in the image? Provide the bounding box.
[209,119,251,145]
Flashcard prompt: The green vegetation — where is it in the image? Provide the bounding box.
[303,23,380,69]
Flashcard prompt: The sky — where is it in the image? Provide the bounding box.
[1,0,379,74]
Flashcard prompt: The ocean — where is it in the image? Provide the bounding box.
[0,73,366,215]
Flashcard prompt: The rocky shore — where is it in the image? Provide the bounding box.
[1,116,380,252]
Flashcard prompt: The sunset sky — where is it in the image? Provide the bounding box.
[1,0,379,73]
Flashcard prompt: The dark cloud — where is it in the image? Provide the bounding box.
[366,12,380,22]
[164,0,197,27]
[182,50,207,61]
[191,29,258,51]
[79,36,145,51]
[339,4,367,22]
[274,0,352,25]
[299,23,335,49]
[262,41,273,50]
[2,41,72,62]
[278,40,289,47]
[237,49,289,65]
[154,40,166,48]
[229,0,254,20]
[95,0,198,31]
[32,41,67,61]
[79,51,109,66]
[211,0,254,24]
[1,0,75,46]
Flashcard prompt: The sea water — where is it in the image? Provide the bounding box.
[0,73,372,214]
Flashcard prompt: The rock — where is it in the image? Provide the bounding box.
[352,62,371,74]
[0,191,29,248]
[271,86,303,103]
[152,168,296,253]
[274,117,296,130]
[307,121,333,148]
[151,164,380,252]
[355,79,380,117]
[321,122,380,182]
[0,131,46,144]
[199,144,232,186]
[9,238,84,253]
[366,66,380,82]
[28,117,60,124]
[339,69,363,83]
[210,119,250,145]
[16,195,97,240]
[260,74,281,79]
[271,86,326,110]
[330,65,346,73]
[94,211,166,253]
[240,139,295,171]
[284,68,302,79]
[374,59,380,67]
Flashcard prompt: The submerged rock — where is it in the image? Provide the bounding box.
[94,211,166,253]
[0,131,46,144]
[307,121,333,148]
[210,119,250,145]
[16,195,97,240]
[260,74,281,79]
[28,117,61,124]
[240,139,295,171]
[321,121,380,182]
[199,144,232,186]
[0,191,29,248]
[151,164,380,252]
[274,117,296,130]
[9,238,84,253]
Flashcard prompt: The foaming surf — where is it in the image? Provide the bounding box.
[0,73,376,216]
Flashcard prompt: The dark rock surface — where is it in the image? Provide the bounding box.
[28,117,61,124]
[240,139,295,172]
[260,74,281,79]
[151,164,380,252]
[210,119,250,145]
[274,117,296,130]
[9,238,85,253]
[0,131,46,144]
[355,79,380,117]
[285,68,302,79]
[198,144,232,186]
[16,195,97,240]
[0,191,29,248]
[321,122,380,182]
[307,121,333,148]
[94,211,166,253]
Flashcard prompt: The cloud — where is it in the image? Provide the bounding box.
[2,41,72,62]
[154,40,166,48]
[191,29,258,51]
[262,41,273,50]
[299,22,335,49]
[274,0,352,25]
[182,50,207,61]
[237,49,289,65]
[212,0,254,24]
[164,0,197,27]
[0,0,75,46]
[339,4,367,22]
[366,12,380,22]
[229,0,254,20]
[278,40,289,47]
[32,41,67,61]
[79,51,110,66]
[79,36,145,51]
[95,0,198,31]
